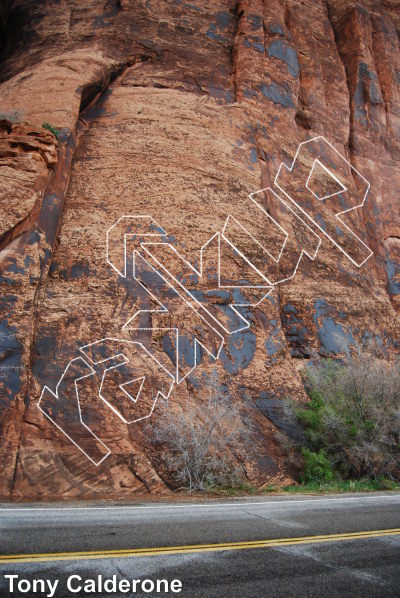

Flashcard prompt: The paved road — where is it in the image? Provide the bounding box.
[0,493,399,597]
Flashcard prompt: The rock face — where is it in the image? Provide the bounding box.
[0,0,399,501]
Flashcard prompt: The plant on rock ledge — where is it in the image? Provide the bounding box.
[42,121,60,139]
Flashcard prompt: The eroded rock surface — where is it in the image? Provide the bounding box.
[0,0,399,500]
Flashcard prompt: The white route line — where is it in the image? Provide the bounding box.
[107,217,273,384]
[80,338,175,422]
[106,215,167,279]
[124,327,223,385]
[138,240,272,334]
[306,159,347,201]
[123,247,227,383]
[37,341,175,464]
[38,136,374,465]
[223,186,322,286]
[275,135,373,267]
[37,357,111,467]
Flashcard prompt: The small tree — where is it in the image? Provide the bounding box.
[147,371,256,491]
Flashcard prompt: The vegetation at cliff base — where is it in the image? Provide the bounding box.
[281,478,400,493]
[147,372,255,492]
[147,351,400,495]
[282,351,400,488]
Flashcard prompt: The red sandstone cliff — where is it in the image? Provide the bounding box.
[0,0,399,501]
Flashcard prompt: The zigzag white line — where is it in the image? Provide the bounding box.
[80,338,175,423]
[38,135,374,465]
[274,135,373,267]
[37,357,111,466]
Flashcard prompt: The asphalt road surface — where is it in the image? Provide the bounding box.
[0,492,399,597]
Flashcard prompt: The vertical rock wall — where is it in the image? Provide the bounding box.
[0,0,399,500]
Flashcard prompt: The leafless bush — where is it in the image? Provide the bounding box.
[146,372,256,491]
[0,109,23,123]
[287,351,400,480]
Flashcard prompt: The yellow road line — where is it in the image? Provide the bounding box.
[1,528,399,564]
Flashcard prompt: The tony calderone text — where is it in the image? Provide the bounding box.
[3,574,183,596]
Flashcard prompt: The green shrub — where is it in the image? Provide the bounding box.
[284,353,400,483]
[301,448,334,484]
[42,122,60,139]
